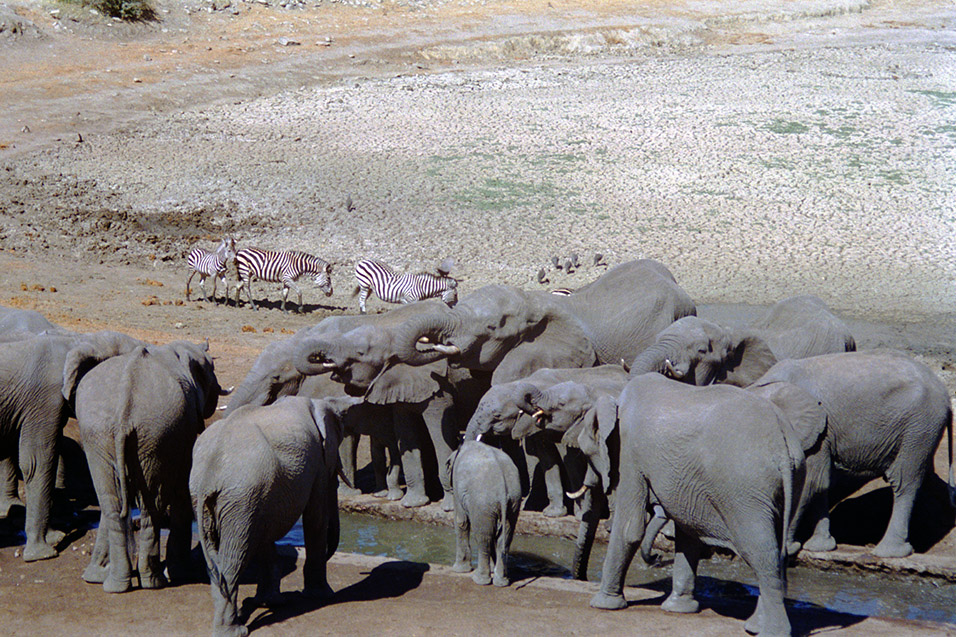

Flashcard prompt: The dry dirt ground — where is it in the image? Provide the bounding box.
[0,0,955,634]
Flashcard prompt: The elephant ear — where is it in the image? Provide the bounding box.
[748,380,826,453]
[61,331,145,405]
[364,360,447,405]
[492,318,598,385]
[575,394,618,494]
[720,331,779,387]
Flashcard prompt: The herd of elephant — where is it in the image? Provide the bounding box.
[1,258,953,637]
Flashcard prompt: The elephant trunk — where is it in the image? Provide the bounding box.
[571,485,604,581]
[627,340,682,379]
[394,311,461,367]
[294,337,341,376]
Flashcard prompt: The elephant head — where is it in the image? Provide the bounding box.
[464,381,542,441]
[392,285,597,383]
[164,340,227,421]
[61,330,149,407]
[628,316,778,387]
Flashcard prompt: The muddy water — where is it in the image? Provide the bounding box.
[280,513,956,625]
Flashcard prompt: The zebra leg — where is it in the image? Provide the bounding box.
[210,273,219,304]
[199,274,210,302]
[358,287,370,314]
[185,270,196,301]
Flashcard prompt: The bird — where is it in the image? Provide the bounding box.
[570,252,580,268]
[593,253,605,266]
[345,195,355,212]
[564,258,573,273]
[552,255,561,270]
[537,268,548,284]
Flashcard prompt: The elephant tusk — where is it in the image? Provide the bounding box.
[217,404,229,411]
[432,344,460,355]
[219,386,234,396]
[337,466,354,490]
[475,433,482,443]
[532,409,546,424]
[663,359,684,379]
[566,485,588,500]
[418,336,431,344]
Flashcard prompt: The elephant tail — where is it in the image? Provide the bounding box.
[114,346,148,520]
[197,490,228,595]
[947,403,954,507]
[780,452,797,579]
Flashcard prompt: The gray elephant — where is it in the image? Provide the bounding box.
[449,440,522,587]
[628,295,855,386]
[463,365,628,519]
[293,300,492,510]
[381,259,696,383]
[190,395,355,637]
[73,340,224,592]
[224,325,402,501]
[753,349,953,558]
[587,373,825,637]
[0,330,145,561]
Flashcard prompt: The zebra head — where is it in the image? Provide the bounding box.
[216,237,238,263]
[311,262,334,297]
[440,285,458,307]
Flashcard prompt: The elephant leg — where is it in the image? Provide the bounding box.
[301,480,334,600]
[591,478,647,610]
[472,533,493,586]
[452,506,472,573]
[19,429,61,562]
[383,436,404,501]
[254,541,283,605]
[393,410,430,508]
[662,527,702,614]
[165,497,194,584]
[492,508,517,587]
[736,525,790,636]
[137,507,168,590]
[83,513,111,584]
[420,395,458,512]
[526,435,567,518]
[337,432,361,498]
[873,459,924,558]
[0,455,23,518]
[103,511,134,593]
[801,457,836,553]
[369,436,389,498]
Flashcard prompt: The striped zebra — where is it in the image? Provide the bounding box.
[353,258,457,314]
[234,247,333,312]
[185,237,237,303]
[550,287,574,296]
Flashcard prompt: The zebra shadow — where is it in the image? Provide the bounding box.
[234,298,350,314]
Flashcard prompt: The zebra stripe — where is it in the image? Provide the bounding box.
[234,247,333,312]
[354,258,457,314]
[185,237,236,303]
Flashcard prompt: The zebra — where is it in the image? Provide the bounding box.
[550,287,574,296]
[234,247,333,312]
[353,258,458,314]
[185,237,237,304]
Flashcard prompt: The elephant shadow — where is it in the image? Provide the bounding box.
[244,560,428,633]
[826,473,955,553]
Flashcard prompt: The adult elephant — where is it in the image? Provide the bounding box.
[628,295,855,386]
[753,349,953,558]
[73,340,225,592]
[586,373,825,636]
[463,365,629,519]
[293,301,491,510]
[0,330,146,561]
[386,259,697,382]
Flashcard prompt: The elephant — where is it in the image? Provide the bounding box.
[628,295,855,386]
[586,373,826,637]
[448,440,522,587]
[382,259,696,383]
[293,300,492,510]
[0,329,146,561]
[0,306,69,337]
[753,349,954,558]
[72,340,224,592]
[190,395,355,637]
[463,365,629,519]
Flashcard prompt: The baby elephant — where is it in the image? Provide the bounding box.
[190,395,357,637]
[449,440,522,587]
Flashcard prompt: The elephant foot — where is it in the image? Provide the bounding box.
[451,561,472,574]
[471,571,492,586]
[400,492,430,508]
[386,488,404,502]
[22,541,58,562]
[542,502,568,518]
[662,593,699,614]
[338,485,362,498]
[440,494,455,513]
[785,540,802,558]
[492,574,510,587]
[103,575,133,594]
[214,623,249,637]
[303,583,334,601]
[140,570,169,590]
[590,591,627,610]
[802,534,837,553]
[872,539,913,559]
[82,562,109,584]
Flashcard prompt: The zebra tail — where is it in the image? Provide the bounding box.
[351,285,360,298]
